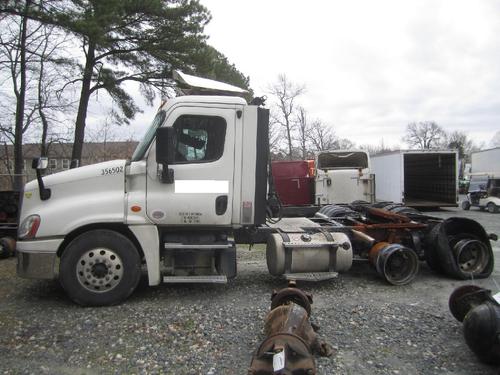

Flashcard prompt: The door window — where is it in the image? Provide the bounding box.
[172,115,226,163]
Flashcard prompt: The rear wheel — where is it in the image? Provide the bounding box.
[461,200,471,211]
[487,202,498,214]
[60,229,141,306]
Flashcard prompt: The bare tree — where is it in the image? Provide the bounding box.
[335,138,355,150]
[268,74,305,159]
[308,120,337,151]
[359,138,398,156]
[295,106,311,159]
[268,116,284,156]
[0,9,76,189]
[402,121,445,149]
[0,0,32,190]
[491,130,500,148]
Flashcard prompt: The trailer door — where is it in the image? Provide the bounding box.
[145,106,235,226]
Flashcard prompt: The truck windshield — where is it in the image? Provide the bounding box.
[131,110,166,161]
[317,152,368,170]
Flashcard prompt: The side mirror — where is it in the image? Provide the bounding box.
[31,157,51,200]
[32,157,48,170]
[155,127,177,183]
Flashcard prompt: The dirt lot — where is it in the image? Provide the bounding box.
[0,204,499,374]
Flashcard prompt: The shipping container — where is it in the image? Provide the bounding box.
[371,150,458,207]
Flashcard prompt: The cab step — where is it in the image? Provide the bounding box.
[284,272,338,282]
[162,275,228,284]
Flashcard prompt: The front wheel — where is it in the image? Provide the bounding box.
[60,229,141,306]
[461,200,471,211]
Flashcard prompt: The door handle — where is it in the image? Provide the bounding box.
[215,195,228,215]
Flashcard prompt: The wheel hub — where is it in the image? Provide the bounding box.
[76,248,124,293]
[455,239,488,274]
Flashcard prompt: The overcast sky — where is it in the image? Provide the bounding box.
[124,0,500,148]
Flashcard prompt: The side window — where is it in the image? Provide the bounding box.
[172,115,226,163]
[49,159,57,170]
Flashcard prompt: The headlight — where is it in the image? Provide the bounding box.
[18,215,41,239]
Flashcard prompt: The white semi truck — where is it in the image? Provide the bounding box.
[16,72,496,306]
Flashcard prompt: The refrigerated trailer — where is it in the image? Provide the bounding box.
[371,150,458,207]
[471,147,500,174]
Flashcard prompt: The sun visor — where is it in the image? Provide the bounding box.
[173,70,248,96]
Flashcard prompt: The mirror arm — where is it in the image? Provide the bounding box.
[160,163,175,184]
[35,169,51,200]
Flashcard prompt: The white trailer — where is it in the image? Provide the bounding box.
[371,150,458,207]
[471,147,500,174]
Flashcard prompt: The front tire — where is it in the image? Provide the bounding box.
[60,229,141,306]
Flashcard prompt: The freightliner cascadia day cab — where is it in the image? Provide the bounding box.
[16,72,496,306]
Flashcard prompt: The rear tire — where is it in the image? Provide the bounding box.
[487,202,498,214]
[59,229,141,306]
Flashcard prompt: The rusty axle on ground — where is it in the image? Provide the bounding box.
[248,281,332,374]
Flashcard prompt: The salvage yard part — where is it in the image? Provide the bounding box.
[449,285,500,365]
[314,203,496,283]
[249,282,332,374]
[424,218,494,280]
[266,227,353,278]
[0,237,16,258]
[368,242,419,285]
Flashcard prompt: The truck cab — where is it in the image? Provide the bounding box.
[16,72,270,305]
[314,150,374,205]
[462,173,500,213]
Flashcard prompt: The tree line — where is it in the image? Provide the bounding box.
[0,0,251,190]
[266,75,500,169]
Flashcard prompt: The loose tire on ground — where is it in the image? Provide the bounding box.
[59,229,141,306]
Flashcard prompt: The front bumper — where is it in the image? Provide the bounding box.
[16,238,63,279]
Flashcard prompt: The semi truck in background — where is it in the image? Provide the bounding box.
[371,150,459,208]
[271,151,375,217]
[15,71,496,306]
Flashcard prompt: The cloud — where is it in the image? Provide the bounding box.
[195,0,500,147]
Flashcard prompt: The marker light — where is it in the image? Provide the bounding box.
[18,215,41,239]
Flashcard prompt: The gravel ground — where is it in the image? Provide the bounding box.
[1,203,499,375]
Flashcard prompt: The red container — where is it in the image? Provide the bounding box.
[271,161,314,206]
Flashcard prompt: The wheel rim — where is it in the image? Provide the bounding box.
[454,239,489,274]
[488,203,496,213]
[76,248,124,293]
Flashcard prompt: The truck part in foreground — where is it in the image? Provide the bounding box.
[449,285,500,365]
[249,282,332,374]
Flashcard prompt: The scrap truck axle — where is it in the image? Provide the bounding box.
[249,282,332,374]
